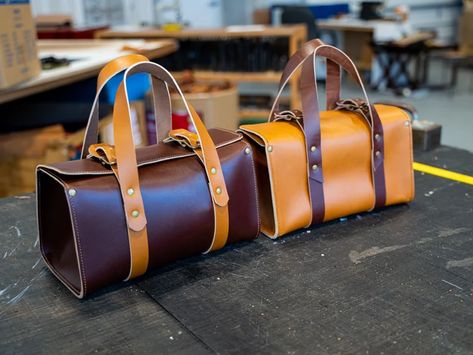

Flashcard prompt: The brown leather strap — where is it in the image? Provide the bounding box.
[113,62,229,278]
[273,43,387,221]
[81,54,172,158]
[271,38,341,118]
[300,45,387,213]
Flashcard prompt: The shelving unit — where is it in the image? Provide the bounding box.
[96,25,307,120]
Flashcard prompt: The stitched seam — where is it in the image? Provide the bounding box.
[39,137,242,176]
[239,127,279,238]
[68,190,88,295]
[400,108,415,200]
[36,169,86,297]
[241,140,261,237]
[379,105,415,201]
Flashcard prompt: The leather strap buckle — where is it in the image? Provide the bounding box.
[335,99,370,121]
[273,109,303,122]
[164,129,201,149]
[88,143,117,166]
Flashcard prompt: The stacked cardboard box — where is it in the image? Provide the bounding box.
[0,0,41,89]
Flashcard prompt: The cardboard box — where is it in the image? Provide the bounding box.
[0,125,67,197]
[459,0,473,54]
[171,86,239,130]
[0,0,41,89]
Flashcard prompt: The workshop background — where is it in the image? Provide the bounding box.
[0,0,471,198]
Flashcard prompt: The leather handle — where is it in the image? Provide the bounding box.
[113,60,230,224]
[81,54,172,158]
[272,43,387,222]
[114,61,230,258]
[299,44,386,209]
[270,38,341,119]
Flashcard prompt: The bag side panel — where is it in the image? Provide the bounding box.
[375,104,415,205]
[242,137,276,237]
[218,140,260,243]
[37,169,83,297]
[240,122,312,237]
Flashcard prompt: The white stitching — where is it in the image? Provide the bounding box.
[240,140,261,238]
[68,192,87,295]
[39,136,242,176]
[36,169,86,298]
[239,127,279,238]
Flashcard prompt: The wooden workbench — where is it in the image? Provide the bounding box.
[97,25,307,119]
[0,146,472,353]
[0,39,178,105]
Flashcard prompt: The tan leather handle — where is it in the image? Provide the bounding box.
[113,61,229,255]
[271,38,341,117]
[81,54,172,158]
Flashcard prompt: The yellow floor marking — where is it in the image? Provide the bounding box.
[413,162,473,186]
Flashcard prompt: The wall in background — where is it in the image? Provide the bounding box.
[30,0,461,42]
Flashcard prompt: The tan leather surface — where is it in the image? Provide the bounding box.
[375,104,415,205]
[114,82,149,232]
[81,54,174,159]
[126,228,149,280]
[165,129,201,149]
[96,54,150,90]
[193,148,230,253]
[81,54,150,158]
[319,110,375,221]
[239,121,312,238]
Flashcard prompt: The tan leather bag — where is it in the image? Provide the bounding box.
[36,55,260,298]
[239,40,415,238]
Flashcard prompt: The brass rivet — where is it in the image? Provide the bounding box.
[244,147,251,155]
[375,151,381,157]
[404,120,410,126]
[267,145,273,153]
[127,188,135,196]
[310,146,317,152]
[216,187,222,195]
[68,189,77,197]
[375,134,380,140]
[210,167,217,175]
[131,210,139,218]
[312,164,318,171]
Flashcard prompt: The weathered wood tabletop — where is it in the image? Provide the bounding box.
[1,146,472,354]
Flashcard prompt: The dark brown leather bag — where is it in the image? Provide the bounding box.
[36,56,260,298]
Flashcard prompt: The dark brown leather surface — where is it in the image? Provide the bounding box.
[37,171,82,294]
[54,129,240,176]
[37,129,260,297]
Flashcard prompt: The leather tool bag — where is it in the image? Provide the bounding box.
[239,40,415,238]
[36,56,260,298]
